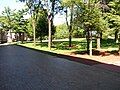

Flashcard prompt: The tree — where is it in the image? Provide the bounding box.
[19,0,42,46]
[46,0,60,49]
[1,7,15,43]
[62,0,80,47]
[12,9,28,43]
[0,16,8,31]
[74,0,108,55]
[36,9,48,42]
[19,0,57,49]
[26,18,33,38]
[107,0,120,42]
[1,7,29,43]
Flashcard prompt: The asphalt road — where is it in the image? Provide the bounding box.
[0,45,120,90]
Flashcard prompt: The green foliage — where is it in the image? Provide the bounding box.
[0,16,8,30]
[72,28,85,38]
[0,7,28,33]
[62,0,82,6]
[108,0,120,15]
[36,9,48,38]
[107,0,120,34]
[101,39,118,48]
[1,0,120,51]
[106,13,120,34]
[54,24,68,39]
[26,18,33,37]
[1,7,14,30]
[100,0,120,46]
[74,2,108,32]
[12,9,28,33]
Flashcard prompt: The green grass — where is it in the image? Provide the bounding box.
[19,42,76,54]
[18,38,119,54]
[101,39,118,49]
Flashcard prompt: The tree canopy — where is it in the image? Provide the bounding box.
[0,0,120,54]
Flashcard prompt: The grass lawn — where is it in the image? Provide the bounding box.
[18,38,119,55]
[18,38,86,54]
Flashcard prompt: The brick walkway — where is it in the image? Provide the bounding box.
[0,45,120,90]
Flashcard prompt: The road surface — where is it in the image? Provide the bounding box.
[0,45,120,90]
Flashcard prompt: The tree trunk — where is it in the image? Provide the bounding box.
[69,4,74,47]
[48,19,52,50]
[47,0,55,50]
[10,29,12,42]
[86,31,90,54]
[100,31,102,41]
[89,31,92,56]
[1,31,3,43]
[118,35,120,55]
[86,27,92,56]
[40,38,42,43]
[51,19,54,47]
[19,32,21,41]
[40,33,42,43]
[118,45,120,55]
[69,25,72,47]
[97,38,100,49]
[65,8,70,47]
[32,18,36,47]
[115,30,118,42]
[89,37,92,56]
[21,32,24,44]
[97,32,101,49]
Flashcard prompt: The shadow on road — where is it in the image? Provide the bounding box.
[18,45,120,73]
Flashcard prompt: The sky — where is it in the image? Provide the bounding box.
[53,13,66,26]
[0,0,25,14]
[0,0,66,26]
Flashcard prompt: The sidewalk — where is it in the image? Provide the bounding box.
[0,43,10,46]
[68,54,120,66]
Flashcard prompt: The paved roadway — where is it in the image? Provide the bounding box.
[0,45,120,90]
